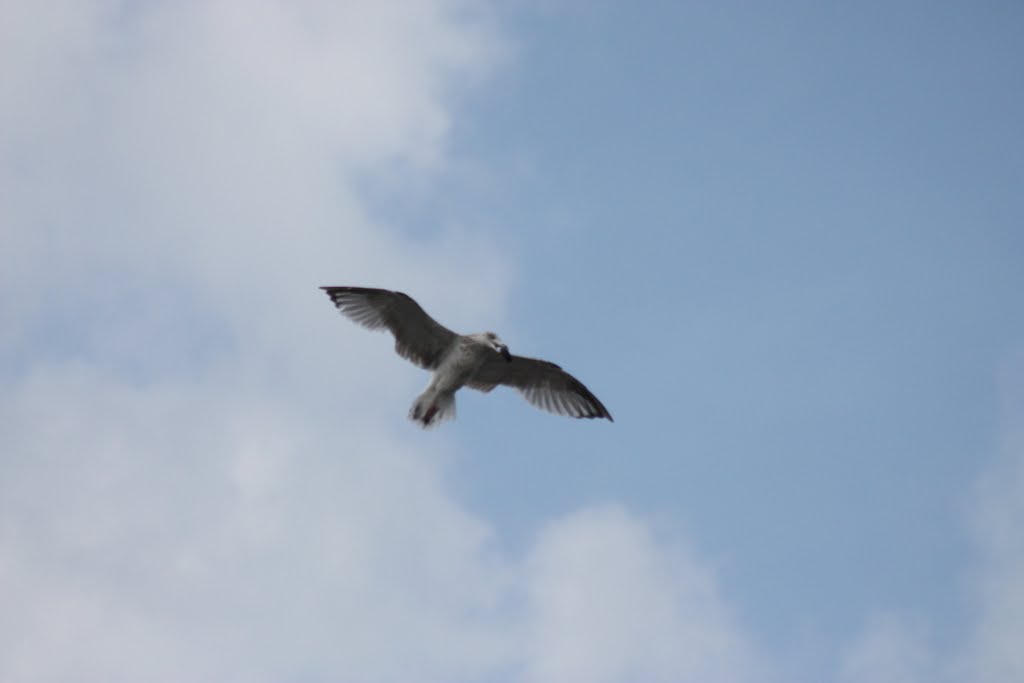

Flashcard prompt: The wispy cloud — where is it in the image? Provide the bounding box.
[838,365,1024,683]
[959,372,1024,682]
[838,614,936,683]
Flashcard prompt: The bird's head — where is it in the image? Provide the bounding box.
[481,331,512,362]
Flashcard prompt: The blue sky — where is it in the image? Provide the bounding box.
[2,2,1023,682]
[456,1,1024,674]
[451,0,1024,665]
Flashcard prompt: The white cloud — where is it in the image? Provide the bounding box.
[0,362,762,681]
[520,506,761,683]
[838,614,936,683]
[0,365,510,682]
[0,367,761,681]
[838,367,1024,683]
[0,2,761,682]
[958,383,1024,683]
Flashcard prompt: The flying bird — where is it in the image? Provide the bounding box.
[321,286,612,428]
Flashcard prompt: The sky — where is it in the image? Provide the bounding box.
[1,1,1023,682]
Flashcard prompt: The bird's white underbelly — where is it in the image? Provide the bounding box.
[429,341,487,393]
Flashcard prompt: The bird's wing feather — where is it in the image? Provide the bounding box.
[320,286,457,370]
[469,354,613,421]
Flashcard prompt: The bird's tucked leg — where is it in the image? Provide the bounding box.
[409,389,456,428]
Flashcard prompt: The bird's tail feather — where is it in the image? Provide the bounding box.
[409,390,456,429]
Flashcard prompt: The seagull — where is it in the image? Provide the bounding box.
[321,286,612,428]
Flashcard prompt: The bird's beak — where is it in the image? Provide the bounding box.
[500,344,512,362]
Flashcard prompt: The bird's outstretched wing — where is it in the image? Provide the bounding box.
[320,286,457,370]
[469,354,613,421]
